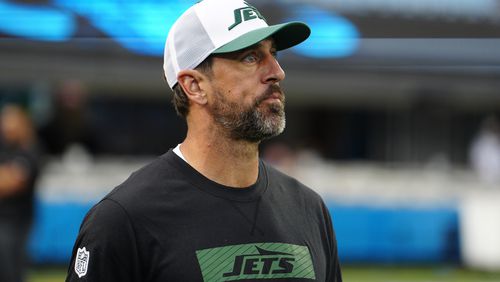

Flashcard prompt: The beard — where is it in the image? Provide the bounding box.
[209,84,286,142]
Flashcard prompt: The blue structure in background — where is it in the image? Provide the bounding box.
[28,199,94,264]
[52,0,192,56]
[0,0,359,58]
[28,198,460,265]
[287,5,360,58]
[0,1,75,41]
[330,203,459,263]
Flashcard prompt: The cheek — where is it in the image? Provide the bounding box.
[211,69,264,106]
[217,83,256,106]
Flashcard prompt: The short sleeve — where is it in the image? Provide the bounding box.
[65,199,141,282]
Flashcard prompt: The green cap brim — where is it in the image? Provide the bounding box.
[212,21,310,54]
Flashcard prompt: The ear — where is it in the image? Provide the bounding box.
[177,70,208,105]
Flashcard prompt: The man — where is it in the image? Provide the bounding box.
[66,0,342,281]
[0,105,40,282]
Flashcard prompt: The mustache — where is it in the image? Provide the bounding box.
[256,84,284,105]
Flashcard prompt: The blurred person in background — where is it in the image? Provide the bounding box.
[66,0,341,281]
[469,115,500,184]
[40,79,93,155]
[0,104,40,282]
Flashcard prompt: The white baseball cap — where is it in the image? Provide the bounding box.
[163,0,311,89]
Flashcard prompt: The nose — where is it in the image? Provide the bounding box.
[263,55,286,84]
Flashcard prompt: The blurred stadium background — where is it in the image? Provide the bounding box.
[1,0,500,281]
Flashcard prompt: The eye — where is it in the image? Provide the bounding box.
[242,53,258,64]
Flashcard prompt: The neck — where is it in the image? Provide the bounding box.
[180,125,260,188]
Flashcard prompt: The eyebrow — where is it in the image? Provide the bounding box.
[243,39,277,53]
[215,39,277,60]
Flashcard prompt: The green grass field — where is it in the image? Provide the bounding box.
[341,265,500,282]
[29,265,500,282]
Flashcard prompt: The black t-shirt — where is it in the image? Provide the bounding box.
[66,150,342,282]
[0,145,39,221]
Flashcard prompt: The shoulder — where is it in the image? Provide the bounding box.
[262,161,332,227]
[106,152,177,201]
[68,199,142,281]
[91,151,183,219]
[263,161,323,203]
[77,198,135,246]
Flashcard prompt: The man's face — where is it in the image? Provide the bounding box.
[0,107,28,145]
[205,39,286,142]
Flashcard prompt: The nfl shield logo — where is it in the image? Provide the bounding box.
[75,247,90,278]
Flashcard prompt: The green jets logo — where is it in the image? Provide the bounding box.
[228,1,266,30]
[196,242,316,281]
